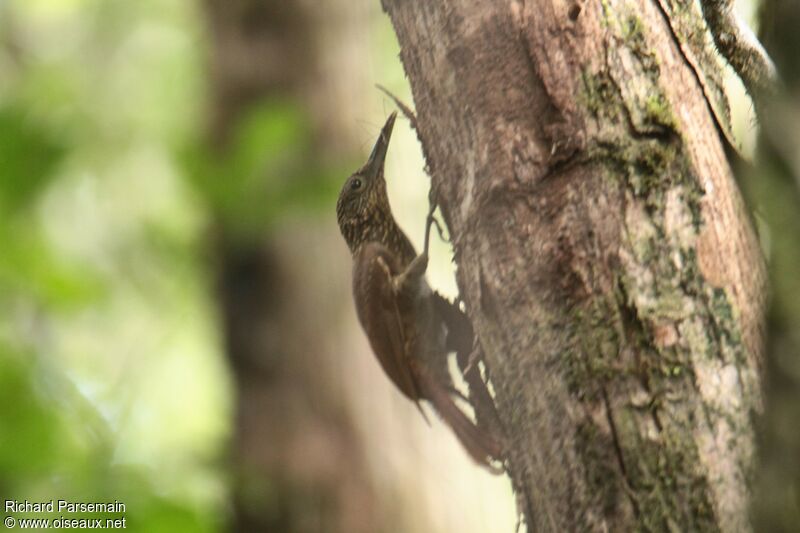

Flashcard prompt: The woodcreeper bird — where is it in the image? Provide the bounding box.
[336,112,501,467]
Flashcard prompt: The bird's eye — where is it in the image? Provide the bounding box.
[350,178,362,191]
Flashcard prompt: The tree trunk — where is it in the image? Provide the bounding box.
[381,0,766,531]
[202,2,386,531]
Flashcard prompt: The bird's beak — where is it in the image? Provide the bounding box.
[363,111,397,180]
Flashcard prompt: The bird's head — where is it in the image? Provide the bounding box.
[336,111,397,253]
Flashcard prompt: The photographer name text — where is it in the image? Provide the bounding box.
[5,500,126,514]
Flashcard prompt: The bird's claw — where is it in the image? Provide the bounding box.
[462,341,482,376]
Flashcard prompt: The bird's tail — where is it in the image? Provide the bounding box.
[414,362,504,472]
[431,292,506,461]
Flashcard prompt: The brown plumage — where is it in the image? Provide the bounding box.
[336,112,502,468]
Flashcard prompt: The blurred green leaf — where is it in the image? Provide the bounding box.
[0,105,66,212]
[0,349,62,478]
[182,98,344,236]
[0,343,214,532]
[0,221,105,309]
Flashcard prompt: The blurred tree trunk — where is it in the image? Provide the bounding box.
[747,0,800,530]
[201,2,384,532]
[381,0,765,531]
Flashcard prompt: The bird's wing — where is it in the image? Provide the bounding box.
[354,246,501,467]
[431,291,474,357]
[352,243,424,407]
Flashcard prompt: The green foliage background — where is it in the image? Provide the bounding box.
[0,1,391,529]
[0,0,230,529]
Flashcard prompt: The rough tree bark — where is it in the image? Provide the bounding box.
[381,0,766,531]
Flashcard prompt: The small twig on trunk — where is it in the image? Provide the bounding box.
[376,84,419,132]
